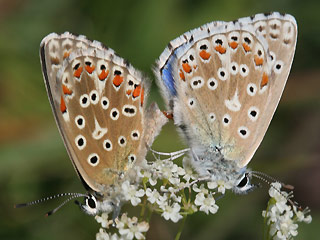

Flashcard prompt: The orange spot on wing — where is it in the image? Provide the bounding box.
[73,67,83,78]
[126,89,132,95]
[229,41,238,49]
[199,50,212,60]
[113,75,123,87]
[214,45,226,54]
[179,69,185,81]
[162,111,173,120]
[60,96,67,113]
[242,43,251,52]
[132,85,141,98]
[98,69,109,80]
[182,63,192,73]
[254,56,264,66]
[62,84,72,95]
[63,51,70,59]
[261,72,269,87]
[85,65,95,74]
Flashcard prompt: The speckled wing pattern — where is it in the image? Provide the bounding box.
[41,33,167,193]
[155,13,297,169]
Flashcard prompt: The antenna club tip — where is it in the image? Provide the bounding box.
[282,184,294,190]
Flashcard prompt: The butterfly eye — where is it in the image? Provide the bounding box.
[236,174,249,188]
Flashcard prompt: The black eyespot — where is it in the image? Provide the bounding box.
[257,50,262,56]
[232,65,236,71]
[120,138,125,144]
[77,138,84,146]
[129,108,135,114]
[242,67,247,73]
[190,100,194,105]
[210,81,215,87]
[240,129,247,136]
[231,36,238,41]
[77,118,83,126]
[224,118,229,123]
[220,71,225,77]
[105,142,111,149]
[90,155,98,164]
[102,100,108,106]
[87,198,96,208]
[249,86,254,92]
[132,132,138,137]
[237,175,248,188]
[244,37,251,44]
[270,55,274,61]
[91,93,96,101]
[276,64,282,70]
[100,64,106,70]
[114,70,121,75]
[128,80,134,86]
[82,97,88,104]
[200,44,208,50]
[250,110,257,117]
[189,55,194,61]
[130,156,135,162]
[193,81,198,86]
[85,61,91,66]
[182,59,188,64]
[112,111,118,118]
[74,63,80,70]
[215,39,223,45]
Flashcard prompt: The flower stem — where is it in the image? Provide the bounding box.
[174,215,187,240]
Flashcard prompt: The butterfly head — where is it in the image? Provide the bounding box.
[77,192,116,216]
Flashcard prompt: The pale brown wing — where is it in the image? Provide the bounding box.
[40,33,164,193]
[164,13,297,168]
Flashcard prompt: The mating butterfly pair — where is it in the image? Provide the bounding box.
[38,12,297,215]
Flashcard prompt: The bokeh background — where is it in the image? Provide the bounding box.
[1,0,319,239]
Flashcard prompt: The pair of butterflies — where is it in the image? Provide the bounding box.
[38,12,297,215]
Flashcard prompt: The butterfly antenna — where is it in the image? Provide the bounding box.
[15,192,87,216]
[251,171,294,190]
[45,193,86,217]
[251,172,299,207]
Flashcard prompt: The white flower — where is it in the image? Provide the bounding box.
[192,183,209,195]
[194,192,219,215]
[95,212,112,228]
[146,188,160,204]
[156,193,168,207]
[122,181,145,206]
[263,182,312,239]
[118,216,149,240]
[96,228,119,240]
[207,180,232,194]
[161,202,183,223]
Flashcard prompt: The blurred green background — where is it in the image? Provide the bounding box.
[0,0,319,239]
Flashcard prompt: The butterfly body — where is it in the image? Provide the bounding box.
[156,13,297,191]
[40,32,167,214]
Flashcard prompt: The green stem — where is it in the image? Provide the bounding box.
[174,215,187,240]
[140,196,147,220]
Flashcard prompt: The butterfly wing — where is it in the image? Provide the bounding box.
[156,13,297,168]
[40,33,166,193]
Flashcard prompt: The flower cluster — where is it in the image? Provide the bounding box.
[96,213,149,240]
[95,156,312,240]
[262,182,312,240]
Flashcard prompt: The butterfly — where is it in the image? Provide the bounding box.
[155,12,297,193]
[38,32,167,215]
